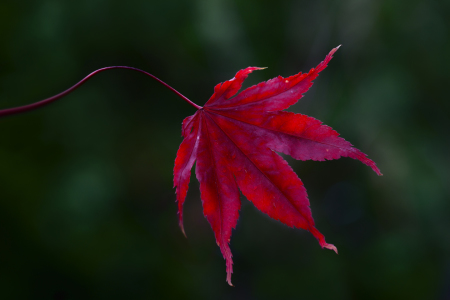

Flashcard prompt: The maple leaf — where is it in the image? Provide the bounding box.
[0,46,381,287]
[173,46,382,286]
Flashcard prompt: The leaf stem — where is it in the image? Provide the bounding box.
[0,66,202,118]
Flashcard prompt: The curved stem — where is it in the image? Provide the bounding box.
[0,66,202,118]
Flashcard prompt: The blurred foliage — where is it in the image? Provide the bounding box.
[1,0,449,299]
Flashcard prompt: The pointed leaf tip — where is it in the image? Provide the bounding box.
[179,221,187,238]
[332,45,341,53]
[227,278,234,286]
[323,243,338,254]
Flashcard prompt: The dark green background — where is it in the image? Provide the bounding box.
[1,0,449,299]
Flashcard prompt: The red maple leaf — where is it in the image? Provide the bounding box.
[0,46,381,287]
[173,46,382,285]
